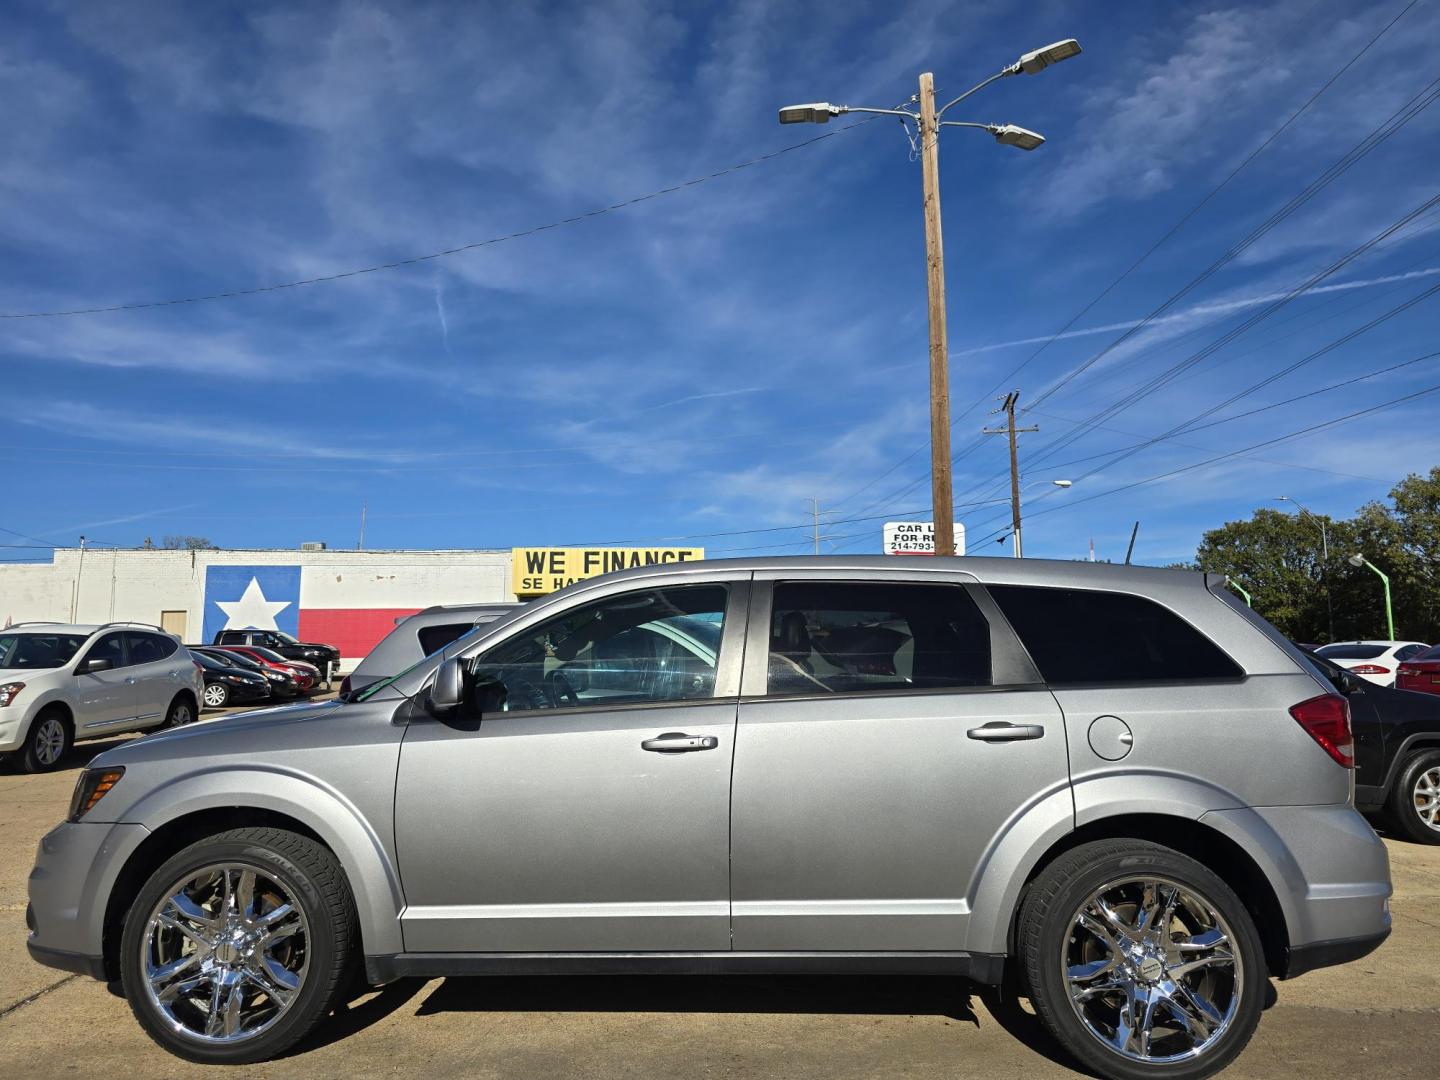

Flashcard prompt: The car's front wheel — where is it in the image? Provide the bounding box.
[119,827,358,1063]
[18,708,71,773]
[1017,839,1265,1080]
[202,683,230,709]
[1388,749,1440,844]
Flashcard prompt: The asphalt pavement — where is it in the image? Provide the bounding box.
[2,709,1436,1079]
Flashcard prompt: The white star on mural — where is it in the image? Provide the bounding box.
[216,576,292,631]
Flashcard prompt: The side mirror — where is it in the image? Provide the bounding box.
[77,657,113,675]
[426,658,467,715]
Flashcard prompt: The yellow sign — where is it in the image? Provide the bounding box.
[512,547,705,596]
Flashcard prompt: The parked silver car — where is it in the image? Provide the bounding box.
[342,602,519,695]
[26,557,1390,1077]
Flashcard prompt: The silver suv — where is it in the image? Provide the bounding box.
[26,558,1390,1078]
[0,622,203,772]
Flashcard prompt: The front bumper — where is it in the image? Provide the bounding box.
[0,710,28,753]
[27,820,151,980]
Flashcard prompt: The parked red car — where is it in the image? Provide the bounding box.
[1397,643,1440,695]
[209,645,320,693]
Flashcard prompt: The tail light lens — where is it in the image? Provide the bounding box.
[1398,666,1419,678]
[1290,694,1354,768]
[1349,664,1390,675]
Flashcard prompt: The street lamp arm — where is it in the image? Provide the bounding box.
[936,71,1010,118]
[836,105,919,119]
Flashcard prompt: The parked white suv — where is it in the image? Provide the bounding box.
[0,622,204,773]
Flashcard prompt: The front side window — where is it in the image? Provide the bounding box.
[472,585,728,712]
[765,581,992,697]
[81,632,128,671]
[987,585,1243,685]
[0,633,88,670]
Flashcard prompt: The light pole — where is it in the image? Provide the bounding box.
[989,479,1073,555]
[779,39,1081,557]
[1348,553,1395,640]
[1229,579,1253,607]
[1277,496,1334,641]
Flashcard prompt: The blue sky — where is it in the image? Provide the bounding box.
[2,0,1438,566]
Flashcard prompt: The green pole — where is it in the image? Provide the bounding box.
[1351,555,1395,640]
[1228,579,1252,607]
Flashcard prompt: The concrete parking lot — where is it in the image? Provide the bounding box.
[2,718,1436,1079]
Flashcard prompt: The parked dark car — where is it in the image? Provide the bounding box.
[210,644,319,693]
[212,628,340,682]
[1396,642,1440,696]
[188,646,303,699]
[1308,649,1440,843]
[189,648,271,709]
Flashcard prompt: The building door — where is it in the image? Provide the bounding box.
[160,610,187,639]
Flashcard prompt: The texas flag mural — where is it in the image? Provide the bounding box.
[202,565,420,660]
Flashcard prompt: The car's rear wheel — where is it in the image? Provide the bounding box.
[120,827,357,1064]
[1017,839,1265,1080]
[1388,749,1440,845]
[19,708,71,773]
[165,695,197,727]
[202,683,230,709]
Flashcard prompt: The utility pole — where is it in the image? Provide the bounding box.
[358,500,367,551]
[70,535,87,621]
[917,72,955,557]
[777,41,1080,559]
[983,391,1038,557]
[808,498,823,554]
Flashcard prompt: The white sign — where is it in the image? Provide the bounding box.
[882,521,966,556]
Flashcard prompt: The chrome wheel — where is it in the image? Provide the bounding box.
[32,716,66,766]
[202,685,228,708]
[1063,876,1241,1064]
[141,863,309,1044]
[1415,766,1440,832]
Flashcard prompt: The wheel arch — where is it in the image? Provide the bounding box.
[1003,813,1293,978]
[100,772,404,981]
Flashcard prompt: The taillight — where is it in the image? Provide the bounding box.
[1349,664,1390,675]
[1290,694,1354,768]
[1398,666,1419,678]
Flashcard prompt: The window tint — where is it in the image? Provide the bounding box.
[1315,643,1388,660]
[0,633,88,670]
[473,585,728,711]
[417,622,477,656]
[83,632,128,670]
[1417,644,1440,661]
[987,585,1242,684]
[1397,644,1428,660]
[765,581,991,697]
[127,633,176,664]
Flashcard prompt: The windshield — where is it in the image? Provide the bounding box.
[1415,644,1440,661]
[209,649,263,671]
[246,646,289,663]
[272,631,299,645]
[1316,643,1388,660]
[0,632,89,670]
[191,650,226,670]
[353,626,487,703]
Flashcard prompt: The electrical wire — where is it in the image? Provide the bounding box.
[0,120,882,320]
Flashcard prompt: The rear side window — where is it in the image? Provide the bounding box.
[766,581,991,697]
[987,585,1242,685]
[128,632,177,663]
[417,622,476,656]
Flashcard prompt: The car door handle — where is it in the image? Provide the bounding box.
[641,732,719,753]
[967,722,1045,742]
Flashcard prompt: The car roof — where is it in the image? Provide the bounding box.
[1321,640,1427,647]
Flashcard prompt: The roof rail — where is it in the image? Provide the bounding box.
[99,621,167,633]
[5,621,61,627]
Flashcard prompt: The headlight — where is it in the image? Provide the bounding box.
[265,671,285,682]
[0,682,24,707]
[68,767,125,822]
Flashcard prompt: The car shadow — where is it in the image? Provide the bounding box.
[0,736,137,775]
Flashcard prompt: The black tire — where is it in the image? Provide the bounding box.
[1387,749,1440,845]
[119,827,358,1064]
[201,682,230,710]
[164,693,198,728]
[1017,839,1265,1080]
[18,707,72,773]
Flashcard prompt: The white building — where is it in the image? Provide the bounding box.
[0,547,513,668]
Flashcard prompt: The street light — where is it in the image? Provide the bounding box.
[1347,552,1395,641]
[777,38,1081,558]
[1276,496,1334,642]
[990,479,1074,556]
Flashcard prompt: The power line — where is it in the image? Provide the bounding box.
[828,0,1423,514]
[0,121,879,320]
